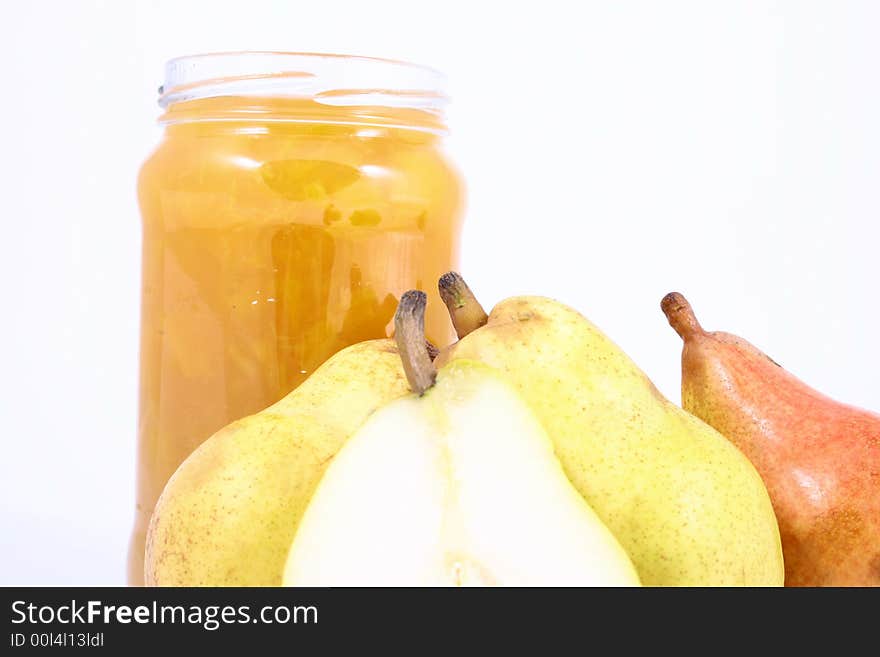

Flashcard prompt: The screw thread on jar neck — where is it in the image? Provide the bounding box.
[158,51,449,134]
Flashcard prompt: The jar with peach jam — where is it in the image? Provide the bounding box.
[129,52,465,584]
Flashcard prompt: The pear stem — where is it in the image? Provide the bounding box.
[661,292,705,340]
[438,271,489,339]
[394,291,437,395]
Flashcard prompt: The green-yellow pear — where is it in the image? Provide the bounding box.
[284,292,640,587]
[145,338,410,586]
[435,273,784,586]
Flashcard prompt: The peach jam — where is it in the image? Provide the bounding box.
[129,53,464,584]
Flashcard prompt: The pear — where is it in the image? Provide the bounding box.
[434,273,784,586]
[662,292,880,586]
[284,291,640,587]
[145,338,411,586]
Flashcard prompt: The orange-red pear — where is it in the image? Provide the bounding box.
[662,292,880,586]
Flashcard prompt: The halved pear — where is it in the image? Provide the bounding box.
[283,292,640,587]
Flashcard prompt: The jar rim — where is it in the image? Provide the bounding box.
[159,51,449,120]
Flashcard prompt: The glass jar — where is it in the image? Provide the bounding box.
[128,52,465,584]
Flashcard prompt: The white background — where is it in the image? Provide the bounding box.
[1,1,878,585]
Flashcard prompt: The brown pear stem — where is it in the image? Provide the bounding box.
[438,272,489,339]
[661,292,705,340]
[425,340,440,361]
[394,291,437,395]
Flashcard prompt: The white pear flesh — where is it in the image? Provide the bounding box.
[283,361,640,587]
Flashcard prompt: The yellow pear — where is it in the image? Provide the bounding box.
[284,292,640,586]
[435,273,784,586]
[145,338,410,586]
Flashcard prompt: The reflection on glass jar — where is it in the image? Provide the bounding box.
[130,53,465,584]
